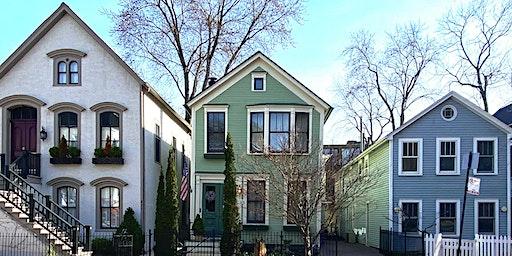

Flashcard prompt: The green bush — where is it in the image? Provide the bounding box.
[49,147,60,158]
[94,148,105,158]
[116,207,144,255]
[68,147,81,158]
[192,214,205,236]
[110,147,123,158]
[91,237,114,256]
[58,136,68,158]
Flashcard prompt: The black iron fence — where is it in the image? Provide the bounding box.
[379,227,425,256]
[0,233,56,256]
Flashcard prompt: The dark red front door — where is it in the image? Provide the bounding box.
[10,107,37,161]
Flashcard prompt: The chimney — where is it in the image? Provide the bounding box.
[208,77,217,87]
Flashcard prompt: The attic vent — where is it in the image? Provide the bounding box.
[441,105,457,121]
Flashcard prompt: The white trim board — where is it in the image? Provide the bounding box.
[435,199,461,237]
[398,199,423,233]
[474,199,500,236]
[435,138,461,175]
[472,137,498,176]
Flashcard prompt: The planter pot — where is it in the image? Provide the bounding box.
[92,157,124,165]
[50,157,82,165]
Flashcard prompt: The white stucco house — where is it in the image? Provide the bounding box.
[0,2,191,244]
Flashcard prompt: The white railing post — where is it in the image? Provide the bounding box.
[434,233,443,256]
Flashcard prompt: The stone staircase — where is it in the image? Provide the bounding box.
[0,190,91,256]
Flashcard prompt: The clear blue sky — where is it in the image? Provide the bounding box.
[3,0,507,144]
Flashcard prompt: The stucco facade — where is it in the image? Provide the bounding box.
[0,4,191,233]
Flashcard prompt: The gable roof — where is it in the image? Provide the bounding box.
[0,2,190,132]
[494,103,512,126]
[187,51,333,121]
[388,91,512,137]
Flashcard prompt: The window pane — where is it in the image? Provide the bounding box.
[69,61,78,72]
[70,73,79,84]
[69,128,78,142]
[101,188,110,207]
[402,158,418,172]
[58,188,67,207]
[205,186,216,212]
[440,157,455,171]
[479,219,494,233]
[440,219,455,233]
[111,188,120,207]
[100,112,119,127]
[207,112,225,152]
[68,188,77,207]
[59,73,67,84]
[295,113,309,132]
[251,133,264,152]
[111,208,120,227]
[101,208,111,227]
[402,202,419,232]
[251,113,264,132]
[58,61,67,72]
[253,78,264,90]
[477,157,493,173]
[247,181,265,224]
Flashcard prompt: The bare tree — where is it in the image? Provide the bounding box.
[108,0,304,121]
[341,23,437,143]
[239,138,382,256]
[440,0,512,112]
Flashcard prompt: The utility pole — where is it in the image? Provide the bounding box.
[457,152,479,256]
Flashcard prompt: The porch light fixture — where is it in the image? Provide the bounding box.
[501,206,507,213]
[40,127,48,141]
[393,207,401,213]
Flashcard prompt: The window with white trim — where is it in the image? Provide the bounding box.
[474,138,497,174]
[269,112,290,152]
[250,112,264,153]
[436,138,459,175]
[295,112,309,153]
[437,201,459,236]
[477,201,496,235]
[401,202,420,232]
[206,112,226,153]
[251,72,266,91]
[399,139,422,175]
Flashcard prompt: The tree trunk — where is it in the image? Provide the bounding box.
[303,230,313,256]
[184,104,191,123]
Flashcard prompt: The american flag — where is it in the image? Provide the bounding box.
[180,157,189,201]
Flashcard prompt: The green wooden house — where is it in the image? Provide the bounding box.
[187,52,332,236]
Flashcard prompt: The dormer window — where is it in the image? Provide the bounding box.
[47,49,86,86]
[252,72,266,91]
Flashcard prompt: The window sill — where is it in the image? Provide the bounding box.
[283,225,300,231]
[242,224,269,231]
[50,157,82,165]
[92,157,124,165]
[436,171,460,176]
[203,153,225,159]
[53,84,81,87]
[473,172,498,176]
[398,172,423,176]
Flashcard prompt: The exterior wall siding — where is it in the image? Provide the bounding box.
[191,65,324,233]
[338,141,389,248]
[391,97,509,239]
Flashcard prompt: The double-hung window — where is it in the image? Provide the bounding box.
[100,186,120,229]
[474,138,498,175]
[100,112,120,147]
[269,112,290,152]
[399,139,423,175]
[246,180,266,224]
[286,180,307,225]
[436,138,460,175]
[436,201,459,236]
[476,201,497,235]
[58,112,79,148]
[400,201,421,233]
[250,112,264,153]
[206,112,226,153]
[295,112,309,153]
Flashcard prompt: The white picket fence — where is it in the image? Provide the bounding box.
[425,234,512,256]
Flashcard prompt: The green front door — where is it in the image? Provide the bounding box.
[202,183,223,235]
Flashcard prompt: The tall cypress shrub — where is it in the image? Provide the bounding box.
[220,133,241,256]
[116,207,144,255]
[164,148,179,253]
[154,171,166,255]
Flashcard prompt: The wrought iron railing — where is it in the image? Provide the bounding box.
[10,151,41,178]
[0,152,91,253]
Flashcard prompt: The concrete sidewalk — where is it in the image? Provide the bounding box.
[321,241,381,256]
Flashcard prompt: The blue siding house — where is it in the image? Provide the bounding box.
[389,92,512,239]
[338,91,512,249]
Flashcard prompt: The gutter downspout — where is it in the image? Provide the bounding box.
[140,85,147,231]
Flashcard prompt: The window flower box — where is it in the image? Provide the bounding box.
[50,157,82,165]
[92,157,124,165]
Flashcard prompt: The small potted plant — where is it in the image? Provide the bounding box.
[49,136,82,164]
[191,214,205,240]
[92,136,124,164]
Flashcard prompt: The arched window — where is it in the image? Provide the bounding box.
[69,61,79,84]
[58,112,78,147]
[57,186,78,218]
[100,112,120,147]
[100,186,120,229]
[57,61,67,84]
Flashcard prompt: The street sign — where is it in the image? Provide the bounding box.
[467,177,481,196]
[462,152,480,170]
